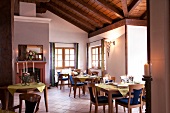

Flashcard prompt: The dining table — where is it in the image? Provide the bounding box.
[7,82,48,112]
[0,109,17,113]
[73,75,100,94]
[95,82,135,113]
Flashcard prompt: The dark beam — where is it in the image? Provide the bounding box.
[97,0,124,19]
[140,11,147,19]
[20,0,50,3]
[49,2,96,31]
[36,7,47,13]
[128,0,142,14]
[14,0,19,15]
[56,0,103,28]
[36,3,47,13]
[88,19,147,38]
[125,19,147,26]
[121,0,128,17]
[89,19,126,38]
[44,3,90,32]
[75,0,112,24]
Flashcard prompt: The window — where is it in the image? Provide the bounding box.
[91,46,105,69]
[55,48,75,69]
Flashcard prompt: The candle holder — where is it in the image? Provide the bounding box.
[142,75,153,113]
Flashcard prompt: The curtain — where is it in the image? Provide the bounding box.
[101,39,105,77]
[86,43,90,74]
[74,43,79,69]
[49,42,55,86]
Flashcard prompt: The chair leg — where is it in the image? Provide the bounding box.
[116,103,118,113]
[140,106,142,113]
[60,80,62,90]
[74,87,76,98]
[95,105,98,113]
[128,108,131,113]
[79,87,80,98]
[124,107,126,112]
[69,87,71,97]
[103,105,105,113]
[89,103,92,113]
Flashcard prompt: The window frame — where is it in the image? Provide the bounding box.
[91,46,102,69]
[55,47,75,69]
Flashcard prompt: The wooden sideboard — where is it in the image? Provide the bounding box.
[15,61,46,84]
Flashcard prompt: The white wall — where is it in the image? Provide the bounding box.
[14,21,50,83]
[127,25,147,82]
[150,0,170,113]
[37,11,88,70]
[90,26,126,82]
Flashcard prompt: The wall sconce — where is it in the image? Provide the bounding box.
[106,40,115,57]
[113,41,115,45]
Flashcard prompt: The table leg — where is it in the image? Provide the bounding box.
[108,92,113,113]
[82,85,85,95]
[8,91,14,111]
[44,86,48,112]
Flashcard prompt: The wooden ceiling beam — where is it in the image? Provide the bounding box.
[140,11,147,19]
[97,0,124,19]
[56,0,103,28]
[44,3,90,32]
[74,0,112,24]
[36,3,47,13]
[46,2,95,31]
[14,0,20,15]
[88,19,147,38]
[121,0,128,17]
[128,0,142,14]
[20,0,50,3]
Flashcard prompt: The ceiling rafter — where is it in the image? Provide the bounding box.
[47,2,96,31]
[128,0,142,14]
[89,19,147,38]
[14,0,20,15]
[44,3,90,32]
[140,11,147,19]
[55,0,103,28]
[20,0,50,3]
[36,3,47,13]
[121,0,128,17]
[97,0,124,19]
[74,0,112,24]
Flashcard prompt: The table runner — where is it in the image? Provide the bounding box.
[0,109,16,113]
[8,82,46,95]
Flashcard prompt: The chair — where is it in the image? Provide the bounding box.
[88,83,111,113]
[105,76,115,83]
[19,93,41,113]
[115,84,144,113]
[69,75,85,98]
[58,72,70,90]
[73,69,81,76]
[91,71,99,76]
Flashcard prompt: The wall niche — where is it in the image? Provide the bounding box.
[18,45,43,61]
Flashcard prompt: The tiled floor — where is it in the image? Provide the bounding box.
[14,86,145,113]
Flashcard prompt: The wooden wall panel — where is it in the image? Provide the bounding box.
[0,0,14,86]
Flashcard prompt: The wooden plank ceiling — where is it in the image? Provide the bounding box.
[15,0,147,37]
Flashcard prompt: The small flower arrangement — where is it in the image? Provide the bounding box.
[19,72,32,86]
[27,50,36,60]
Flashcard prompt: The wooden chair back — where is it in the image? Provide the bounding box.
[91,71,99,76]
[110,76,116,82]
[19,93,41,113]
[128,84,144,107]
